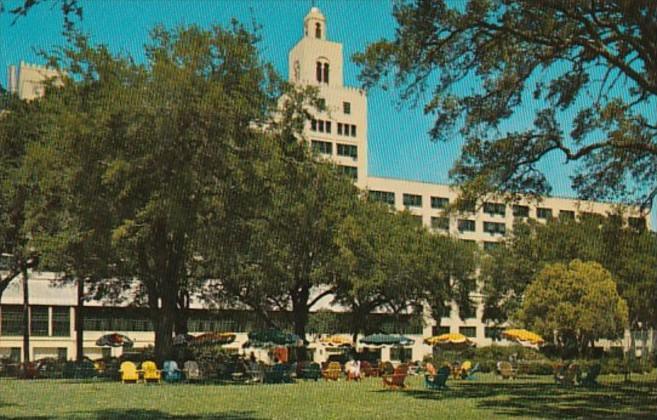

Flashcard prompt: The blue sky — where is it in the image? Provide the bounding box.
[1,0,655,227]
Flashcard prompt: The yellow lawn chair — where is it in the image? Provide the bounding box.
[119,361,139,383]
[141,360,161,383]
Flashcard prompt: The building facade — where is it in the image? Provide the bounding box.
[0,7,651,363]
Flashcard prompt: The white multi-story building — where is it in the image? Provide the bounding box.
[0,7,651,363]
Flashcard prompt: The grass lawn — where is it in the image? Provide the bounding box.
[0,372,655,419]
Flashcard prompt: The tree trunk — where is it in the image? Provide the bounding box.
[292,287,310,362]
[174,290,189,335]
[21,267,30,368]
[153,294,176,364]
[75,278,84,362]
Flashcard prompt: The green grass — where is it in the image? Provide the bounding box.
[0,373,655,419]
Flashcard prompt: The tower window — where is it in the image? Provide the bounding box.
[325,121,331,134]
[316,62,322,83]
[343,102,351,114]
[337,123,343,135]
[350,124,357,137]
[315,22,322,39]
[323,63,330,84]
[318,120,325,132]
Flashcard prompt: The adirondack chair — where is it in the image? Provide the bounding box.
[264,363,293,384]
[382,366,408,389]
[183,360,202,382]
[497,361,516,379]
[322,361,342,381]
[298,362,322,380]
[380,361,394,375]
[119,361,139,383]
[425,365,450,390]
[163,360,183,383]
[463,363,481,380]
[360,361,378,377]
[555,363,580,386]
[141,360,161,383]
[580,364,601,387]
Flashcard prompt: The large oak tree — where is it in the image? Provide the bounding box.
[355,1,657,211]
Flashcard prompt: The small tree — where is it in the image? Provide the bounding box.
[517,259,628,357]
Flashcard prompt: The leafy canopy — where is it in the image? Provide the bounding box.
[355,0,657,210]
[517,259,628,355]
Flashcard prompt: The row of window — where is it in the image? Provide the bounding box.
[310,119,358,137]
[1,306,70,337]
[368,191,647,229]
[311,140,358,159]
[338,165,358,181]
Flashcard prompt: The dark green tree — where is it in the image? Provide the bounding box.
[355,1,657,210]
[480,215,657,331]
[332,200,478,339]
[22,23,282,361]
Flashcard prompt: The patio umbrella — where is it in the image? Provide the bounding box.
[360,333,415,346]
[95,333,134,348]
[244,330,303,348]
[502,329,544,346]
[424,333,473,351]
[319,335,353,347]
[191,332,237,346]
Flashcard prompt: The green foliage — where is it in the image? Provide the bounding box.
[332,200,478,336]
[19,23,282,359]
[517,260,629,356]
[480,216,657,329]
[355,1,657,209]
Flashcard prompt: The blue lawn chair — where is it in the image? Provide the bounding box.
[163,360,183,383]
[425,366,450,390]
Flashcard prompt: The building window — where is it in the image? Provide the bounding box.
[338,165,358,180]
[337,144,357,159]
[431,216,449,231]
[483,241,500,252]
[483,221,506,235]
[337,123,343,135]
[318,120,325,132]
[460,239,476,246]
[368,190,395,206]
[1,306,23,336]
[459,326,477,338]
[9,347,21,363]
[316,61,322,83]
[483,202,506,216]
[315,22,321,39]
[350,124,357,137]
[343,102,351,114]
[628,217,646,231]
[484,326,503,340]
[52,306,70,337]
[325,121,332,133]
[536,207,552,219]
[310,119,317,131]
[459,304,476,319]
[403,193,422,208]
[390,347,413,362]
[57,347,68,361]
[512,205,529,218]
[323,63,329,84]
[317,98,326,109]
[431,196,449,209]
[457,219,476,232]
[559,210,575,220]
[411,215,423,226]
[311,140,333,155]
[31,306,49,336]
[432,325,450,336]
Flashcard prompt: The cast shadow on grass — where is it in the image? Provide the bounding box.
[74,408,262,420]
[391,381,657,419]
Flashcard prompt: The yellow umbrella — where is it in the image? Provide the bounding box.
[502,329,544,345]
[320,335,353,347]
[424,333,473,347]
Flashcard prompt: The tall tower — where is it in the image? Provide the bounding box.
[288,7,368,186]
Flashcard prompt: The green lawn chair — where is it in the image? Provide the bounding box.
[425,365,450,390]
[580,364,601,387]
[264,364,293,384]
[299,362,322,380]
